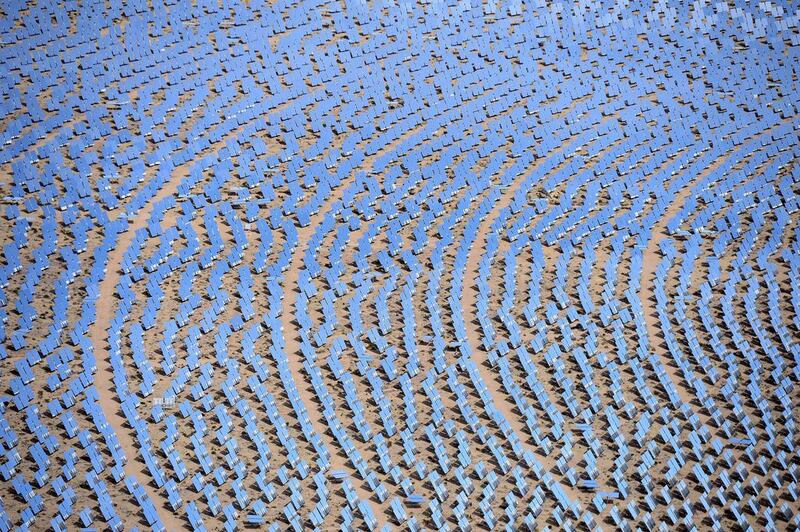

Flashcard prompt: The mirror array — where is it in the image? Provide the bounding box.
[1,0,799,530]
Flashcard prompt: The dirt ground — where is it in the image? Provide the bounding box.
[1,0,799,531]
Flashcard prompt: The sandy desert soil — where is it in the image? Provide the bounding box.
[0,1,799,531]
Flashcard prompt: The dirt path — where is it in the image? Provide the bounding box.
[637,118,794,409]
[638,182,698,407]
[460,151,583,504]
[86,103,297,530]
[89,176,185,532]
[279,207,386,525]
[277,118,446,527]
[276,121,434,526]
